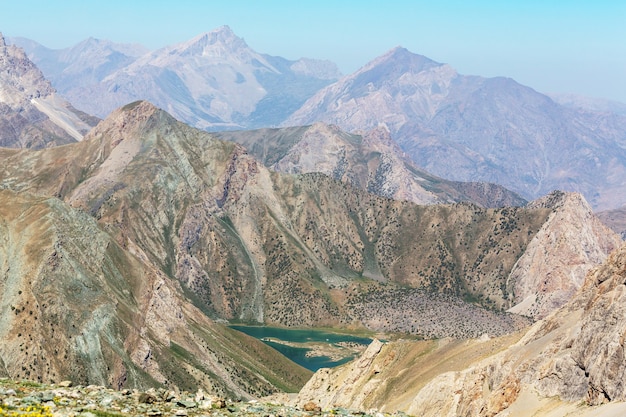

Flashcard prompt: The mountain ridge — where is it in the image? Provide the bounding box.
[215,122,527,208]
[0,100,621,397]
[2,101,618,326]
[283,46,626,211]
[10,27,341,130]
[11,29,626,209]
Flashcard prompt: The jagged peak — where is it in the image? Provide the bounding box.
[387,45,411,56]
[117,100,162,116]
[81,36,100,45]
[206,25,238,41]
[86,100,175,142]
[72,36,111,51]
[65,37,149,59]
[180,25,248,54]
[363,46,442,73]
[308,121,343,133]
[527,190,591,212]
[0,32,6,48]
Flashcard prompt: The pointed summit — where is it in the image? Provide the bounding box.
[283,47,454,132]
[205,25,240,43]
[87,100,172,142]
[179,25,248,57]
[361,46,442,76]
[0,32,6,48]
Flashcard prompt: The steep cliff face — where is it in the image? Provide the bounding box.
[0,32,96,148]
[296,242,626,416]
[507,191,622,318]
[406,242,626,416]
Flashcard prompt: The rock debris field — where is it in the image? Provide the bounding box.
[0,379,406,417]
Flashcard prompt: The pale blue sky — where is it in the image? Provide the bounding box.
[1,0,625,102]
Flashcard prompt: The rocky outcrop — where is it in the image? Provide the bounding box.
[406,242,626,415]
[296,339,384,411]
[507,191,622,318]
[0,32,96,148]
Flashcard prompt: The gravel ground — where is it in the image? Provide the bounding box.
[0,379,407,417]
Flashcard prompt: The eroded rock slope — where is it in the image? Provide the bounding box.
[0,32,96,148]
[296,241,626,416]
[0,101,620,393]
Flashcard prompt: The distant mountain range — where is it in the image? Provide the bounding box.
[284,47,626,211]
[548,92,626,115]
[10,29,626,210]
[10,26,340,130]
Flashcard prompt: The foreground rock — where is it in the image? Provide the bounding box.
[0,379,404,417]
[507,191,621,318]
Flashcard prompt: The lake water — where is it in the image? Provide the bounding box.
[229,325,372,371]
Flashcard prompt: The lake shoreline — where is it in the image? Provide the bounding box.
[229,325,373,371]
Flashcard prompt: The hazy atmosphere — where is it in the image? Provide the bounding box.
[1,0,625,102]
[4,1,626,416]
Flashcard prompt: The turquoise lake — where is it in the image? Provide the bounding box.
[229,326,373,371]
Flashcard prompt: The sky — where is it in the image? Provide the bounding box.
[1,0,625,102]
